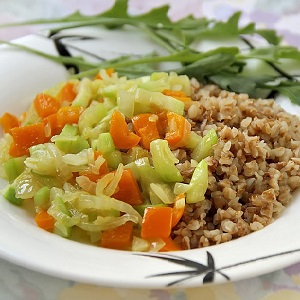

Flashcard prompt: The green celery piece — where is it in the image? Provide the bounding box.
[71,78,93,108]
[149,188,164,205]
[117,89,135,118]
[105,150,122,169]
[78,102,107,133]
[185,131,202,149]
[134,157,162,199]
[149,182,175,204]
[150,139,183,183]
[34,186,50,209]
[186,159,208,203]
[60,124,79,136]
[3,156,26,183]
[123,162,140,181]
[191,129,218,162]
[96,132,115,154]
[133,88,184,115]
[102,84,118,99]
[55,135,89,154]
[51,195,73,238]
[3,186,23,206]
[55,196,71,217]
[54,221,72,238]
[96,133,122,169]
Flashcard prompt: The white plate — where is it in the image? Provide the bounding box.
[0,30,300,289]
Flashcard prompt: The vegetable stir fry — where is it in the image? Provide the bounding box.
[0,70,216,252]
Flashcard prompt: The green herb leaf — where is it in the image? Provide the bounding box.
[1,0,300,105]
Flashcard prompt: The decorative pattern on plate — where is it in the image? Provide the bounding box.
[137,248,300,287]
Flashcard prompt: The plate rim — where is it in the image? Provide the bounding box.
[0,31,300,289]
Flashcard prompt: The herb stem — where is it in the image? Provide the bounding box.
[240,36,296,81]
[138,23,176,54]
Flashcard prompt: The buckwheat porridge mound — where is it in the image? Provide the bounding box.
[173,78,300,249]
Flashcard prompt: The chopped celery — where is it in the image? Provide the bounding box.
[34,186,50,209]
[134,157,161,198]
[105,150,122,169]
[78,102,107,134]
[55,135,89,154]
[138,80,168,92]
[96,132,115,154]
[150,139,183,183]
[174,182,190,194]
[56,196,70,215]
[48,194,81,233]
[149,189,164,205]
[60,124,79,136]
[134,157,175,204]
[186,160,208,203]
[71,77,100,107]
[117,89,135,118]
[54,221,72,238]
[149,182,175,204]
[3,185,23,206]
[54,124,90,154]
[101,84,119,100]
[123,162,140,181]
[191,129,218,162]
[185,131,202,149]
[168,72,192,96]
[3,156,26,183]
[133,88,184,115]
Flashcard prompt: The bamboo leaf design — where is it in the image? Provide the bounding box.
[136,248,300,287]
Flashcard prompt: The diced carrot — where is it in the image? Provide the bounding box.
[43,113,63,139]
[94,151,110,175]
[79,163,109,182]
[165,111,191,148]
[171,193,185,228]
[35,210,55,232]
[112,169,143,205]
[79,173,100,183]
[159,236,183,252]
[141,206,173,239]
[156,110,168,136]
[0,112,20,133]
[110,110,140,149]
[162,89,191,102]
[79,151,109,182]
[56,106,83,128]
[56,82,77,103]
[9,123,45,157]
[95,68,114,80]
[100,221,133,250]
[131,113,160,150]
[33,93,61,118]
